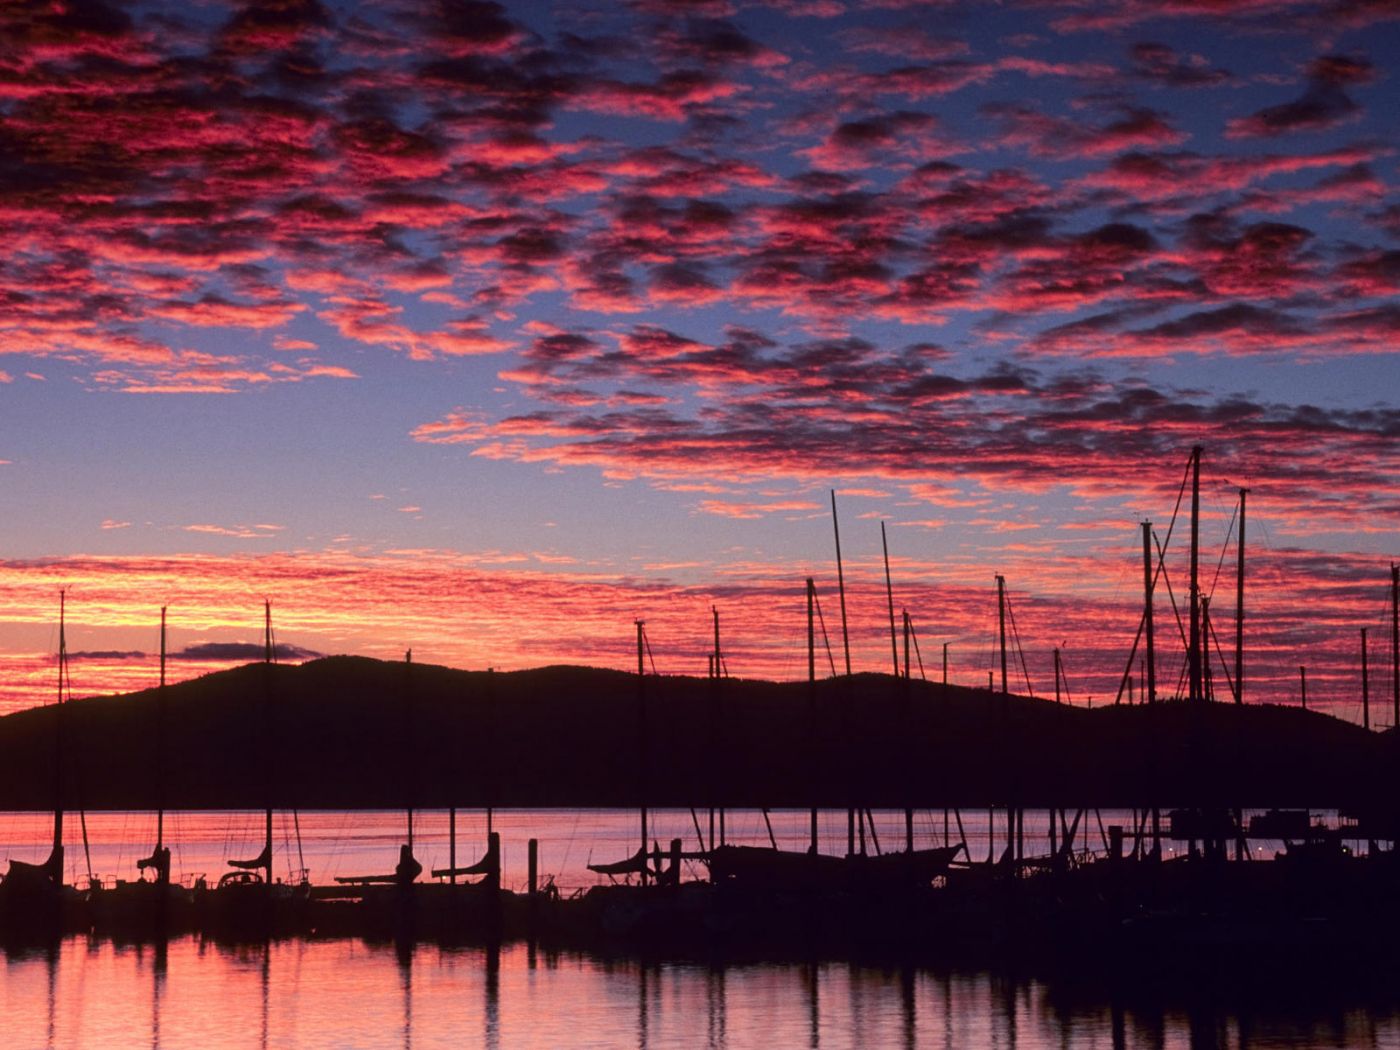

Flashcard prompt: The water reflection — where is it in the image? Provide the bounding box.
[7,938,1400,1049]
[260,942,270,1050]
[711,964,729,1050]
[901,966,915,1050]
[45,943,57,1050]
[150,939,167,1050]
[804,964,816,1049]
[485,942,500,1050]
[398,941,411,1050]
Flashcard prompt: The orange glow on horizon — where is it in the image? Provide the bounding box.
[1,547,1394,724]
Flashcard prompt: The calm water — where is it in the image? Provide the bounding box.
[6,809,1397,1048]
[5,937,1400,1049]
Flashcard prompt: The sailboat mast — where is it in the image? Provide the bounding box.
[712,606,722,678]
[54,589,66,859]
[157,606,166,850]
[807,578,818,854]
[263,600,274,887]
[1362,627,1370,731]
[996,575,1007,694]
[882,522,898,676]
[1202,597,1214,701]
[636,619,648,886]
[807,580,816,684]
[903,611,911,680]
[405,650,414,852]
[1235,490,1246,703]
[1142,522,1156,705]
[1188,446,1202,703]
[830,491,851,676]
[1391,564,1398,728]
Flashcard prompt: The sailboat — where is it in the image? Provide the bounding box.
[324,652,503,940]
[89,607,196,935]
[707,508,965,896]
[203,602,309,936]
[329,651,425,937]
[0,591,81,939]
[136,607,172,887]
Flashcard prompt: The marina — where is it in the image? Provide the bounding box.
[3,450,1399,963]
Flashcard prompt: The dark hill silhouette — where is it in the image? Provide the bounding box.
[0,656,1388,810]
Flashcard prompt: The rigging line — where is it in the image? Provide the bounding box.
[812,591,838,678]
[1156,448,1194,560]
[1057,648,1075,705]
[1208,611,1236,702]
[1207,498,1239,603]
[79,809,94,886]
[1152,532,1191,654]
[60,635,96,884]
[1114,610,1147,706]
[864,809,882,856]
[689,808,706,854]
[642,626,659,676]
[1123,448,1195,696]
[293,809,306,878]
[1170,643,1190,703]
[909,618,926,680]
[280,813,294,881]
[1004,591,1035,697]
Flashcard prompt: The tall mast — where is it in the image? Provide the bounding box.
[996,575,1007,694]
[1142,521,1156,705]
[807,578,818,853]
[405,649,414,853]
[54,589,67,863]
[263,600,274,888]
[807,580,816,684]
[712,606,722,679]
[157,606,167,852]
[636,619,648,885]
[1053,648,1061,704]
[1235,489,1246,704]
[1188,446,1202,703]
[1391,564,1398,728]
[1202,597,1214,702]
[903,610,911,680]
[830,491,851,676]
[1362,627,1370,731]
[882,522,898,676]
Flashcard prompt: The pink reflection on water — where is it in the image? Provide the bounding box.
[4,936,1400,1049]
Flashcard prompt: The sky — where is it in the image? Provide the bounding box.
[0,0,1396,718]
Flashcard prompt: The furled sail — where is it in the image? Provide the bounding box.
[228,842,271,872]
[3,845,64,889]
[430,835,499,879]
[586,845,655,877]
